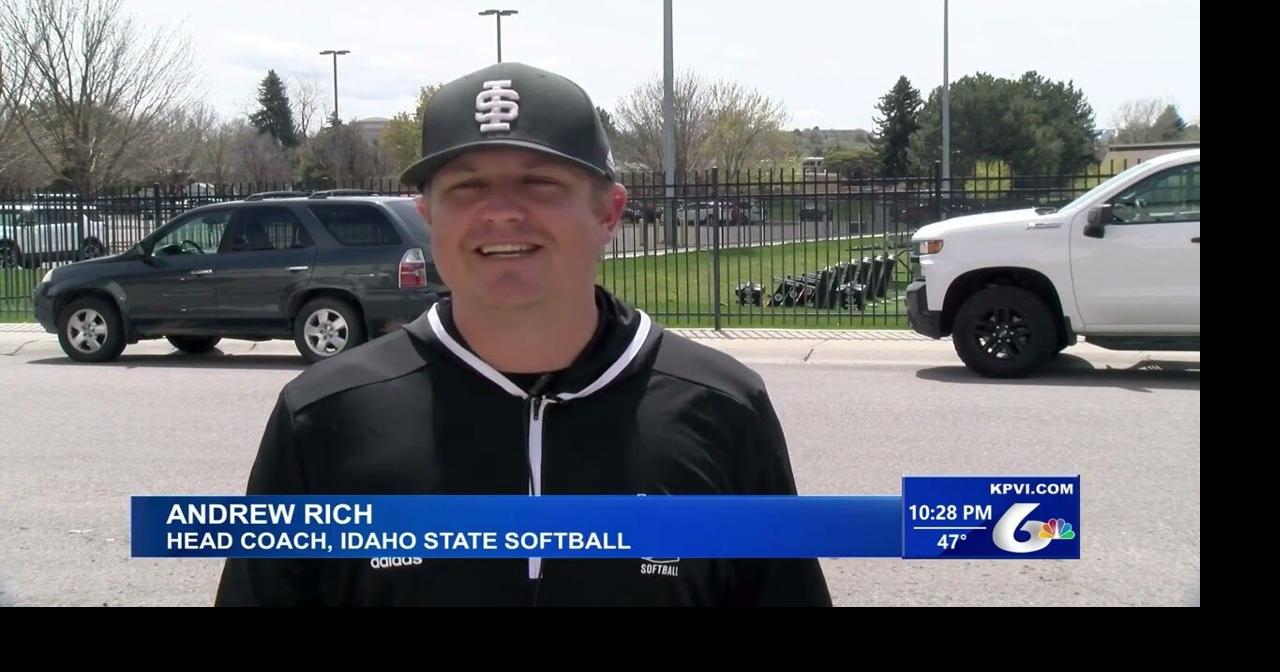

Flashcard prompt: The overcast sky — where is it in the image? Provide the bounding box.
[121,0,1201,131]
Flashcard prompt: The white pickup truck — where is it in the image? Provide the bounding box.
[907,148,1200,377]
[0,203,108,269]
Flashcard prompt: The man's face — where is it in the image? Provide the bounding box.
[416,148,626,311]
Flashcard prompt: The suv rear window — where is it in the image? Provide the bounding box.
[308,204,402,246]
[386,201,430,246]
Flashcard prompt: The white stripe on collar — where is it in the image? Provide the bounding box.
[556,311,651,401]
[425,304,653,401]
[427,305,527,398]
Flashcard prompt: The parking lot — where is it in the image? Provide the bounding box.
[0,332,1200,606]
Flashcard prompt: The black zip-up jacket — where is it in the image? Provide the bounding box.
[215,288,831,606]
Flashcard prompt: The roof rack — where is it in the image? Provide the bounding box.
[244,191,311,201]
[307,189,382,199]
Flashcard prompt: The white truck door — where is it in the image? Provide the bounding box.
[1070,162,1200,333]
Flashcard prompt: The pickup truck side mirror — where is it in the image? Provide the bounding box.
[1084,205,1114,238]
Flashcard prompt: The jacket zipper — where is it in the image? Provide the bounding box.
[526,376,555,580]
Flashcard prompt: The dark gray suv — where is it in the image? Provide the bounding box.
[32,193,447,363]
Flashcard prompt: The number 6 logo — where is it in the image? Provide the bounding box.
[992,503,1052,554]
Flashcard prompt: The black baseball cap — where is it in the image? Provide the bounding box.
[399,62,616,191]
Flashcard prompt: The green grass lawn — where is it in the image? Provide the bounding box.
[0,268,39,322]
[599,237,913,329]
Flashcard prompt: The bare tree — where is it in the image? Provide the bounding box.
[290,76,323,141]
[0,25,41,187]
[612,73,786,176]
[703,81,788,175]
[145,103,217,188]
[368,139,397,181]
[0,0,195,195]
[1112,98,1169,144]
[0,125,53,190]
[612,72,713,175]
[301,123,382,185]
[201,120,239,187]
[231,121,293,184]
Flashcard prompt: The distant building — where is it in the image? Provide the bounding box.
[1101,141,1200,170]
[351,117,391,145]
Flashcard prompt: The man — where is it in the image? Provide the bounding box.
[215,62,831,607]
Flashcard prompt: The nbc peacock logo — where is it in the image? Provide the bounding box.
[993,503,1078,554]
[1039,518,1076,541]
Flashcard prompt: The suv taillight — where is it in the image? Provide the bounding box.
[399,248,427,289]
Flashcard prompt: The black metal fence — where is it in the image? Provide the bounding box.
[603,163,1122,328]
[1,164,1122,326]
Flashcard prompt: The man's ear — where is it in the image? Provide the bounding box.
[598,182,627,245]
[414,194,432,229]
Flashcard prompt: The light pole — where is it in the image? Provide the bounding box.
[662,0,676,249]
[941,0,950,191]
[479,9,518,62]
[319,49,350,126]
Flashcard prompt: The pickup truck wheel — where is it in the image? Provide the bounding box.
[953,286,1058,378]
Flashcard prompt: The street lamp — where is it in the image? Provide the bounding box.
[478,9,518,62]
[319,49,350,125]
[662,0,676,249]
[941,0,950,189]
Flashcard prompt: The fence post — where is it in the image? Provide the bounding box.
[76,188,86,260]
[711,167,721,331]
[670,174,677,250]
[152,182,162,231]
[933,161,943,223]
